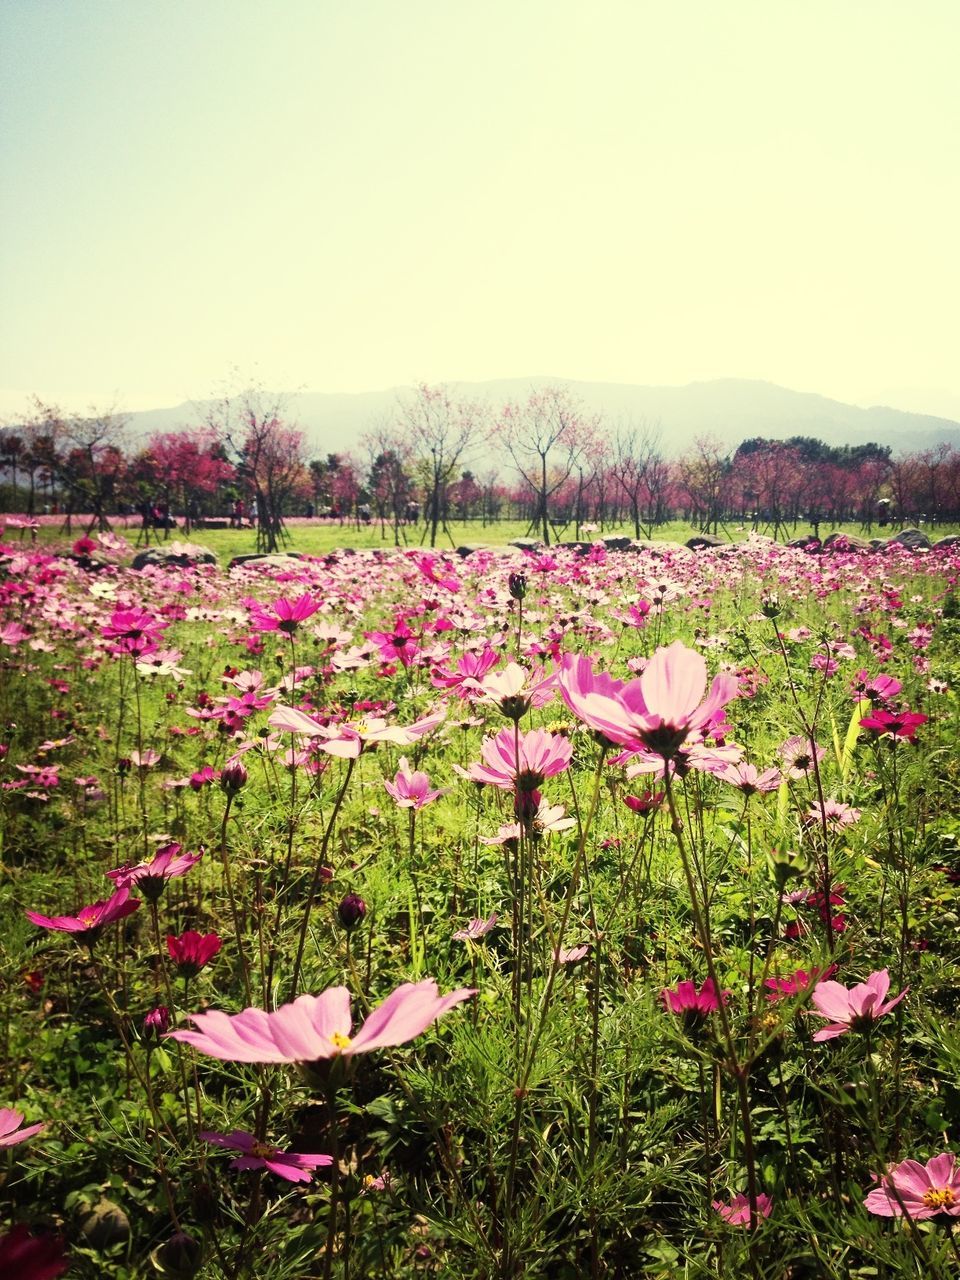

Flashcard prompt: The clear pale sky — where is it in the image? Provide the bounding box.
[1,1,958,418]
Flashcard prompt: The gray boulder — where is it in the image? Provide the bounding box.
[132,540,218,570]
[888,528,932,551]
[821,532,872,553]
[686,534,726,550]
[933,534,960,550]
[228,552,305,569]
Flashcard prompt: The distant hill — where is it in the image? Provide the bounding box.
[124,378,960,458]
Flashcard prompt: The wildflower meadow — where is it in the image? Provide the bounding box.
[3,526,960,1278]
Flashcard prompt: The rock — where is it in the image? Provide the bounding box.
[888,527,932,551]
[602,536,635,551]
[228,552,305,570]
[788,535,821,550]
[78,1198,131,1248]
[457,544,523,558]
[821,532,873,553]
[557,541,596,555]
[132,541,218,570]
[933,534,960,550]
[508,538,543,552]
[686,535,726,550]
[59,553,111,573]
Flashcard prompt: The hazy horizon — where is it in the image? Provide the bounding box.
[2,2,958,421]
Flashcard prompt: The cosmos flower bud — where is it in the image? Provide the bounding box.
[508,573,527,601]
[761,594,781,619]
[338,894,367,930]
[767,847,807,892]
[143,1006,170,1041]
[220,759,248,794]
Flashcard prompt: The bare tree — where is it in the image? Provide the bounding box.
[496,386,594,545]
[612,420,667,539]
[205,379,307,553]
[399,384,488,548]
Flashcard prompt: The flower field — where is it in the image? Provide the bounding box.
[2,529,960,1278]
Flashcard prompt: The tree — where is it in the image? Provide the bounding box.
[496,387,594,545]
[140,428,235,533]
[361,420,415,545]
[23,401,129,532]
[612,421,667,539]
[399,384,487,548]
[206,380,307,553]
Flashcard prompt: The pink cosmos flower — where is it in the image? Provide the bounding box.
[554,944,590,965]
[460,726,572,792]
[859,708,928,741]
[430,647,499,696]
[249,593,323,634]
[107,843,203,900]
[383,757,445,810]
[559,642,738,760]
[864,1152,960,1219]
[805,798,861,829]
[366,616,420,667]
[662,978,730,1025]
[778,735,826,780]
[167,931,222,978]
[717,761,781,795]
[168,979,476,1063]
[25,886,140,946]
[713,1192,773,1226]
[472,662,558,718]
[0,1224,69,1280]
[809,969,907,1041]
[764,965,837,1001]
[452,913,498,942]
[101,607,167,656]
[268,705,444,759]
[200,1129,332,1183]
[0,1108,44,1147]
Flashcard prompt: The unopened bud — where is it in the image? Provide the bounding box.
[508,572,527,601]
[220,759,248,794]
[337,893,367,930]
[143,1006,170,1041]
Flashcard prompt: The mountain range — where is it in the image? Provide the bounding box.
[127,378,960,458]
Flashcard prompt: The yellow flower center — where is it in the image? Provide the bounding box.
[330,1031,352,1051]
[349,719,368,736]
[922,1186,956,1210]
[250,1141,279,1159]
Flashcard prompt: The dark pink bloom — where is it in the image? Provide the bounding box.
[107,843,203,900]
[431,647,499,697]
[452,913,498,942]
[25,886,140,946]
[0,1224,69,1280]
[200,1129,332,1183]
[168,979,476,1063]
[249,593,323,635]
[383,757,445,810]
[0,1108,44,1147]
[559,642,738,759]
[809,969,907,1041]
[859,708,928,741]
[461,726,572,792]
[764,965,837,1001]
[101,607,167,656]
[623,790,664,814]
[713,1192,773,1226]
[366,616,420,666]
[143,1006,170,1040]
[864,1152,960,1218]
[167,931,222,978]
[662,978,730,1025]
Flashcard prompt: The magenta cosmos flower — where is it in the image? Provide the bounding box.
[864,1152,960,1219]
[249,593,323,635]
[859,708,928,741]
[809,969,907,1041]
[0,1224,69,1280]
[168,979,475,1063]
[559,642,738,760]
[662,978,730,1027]
[0,1108,44,1147]
[107,842,203,900]
[101,607,167,655]
[452,913,498,942]
[200,1130,332,1183]
[383,757,445,810]
[713,1192,773,1226]
[167,930,222,978]
[25,886,140,946]
[461,726,572,792]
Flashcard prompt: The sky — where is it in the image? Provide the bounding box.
[1,1,958,420]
